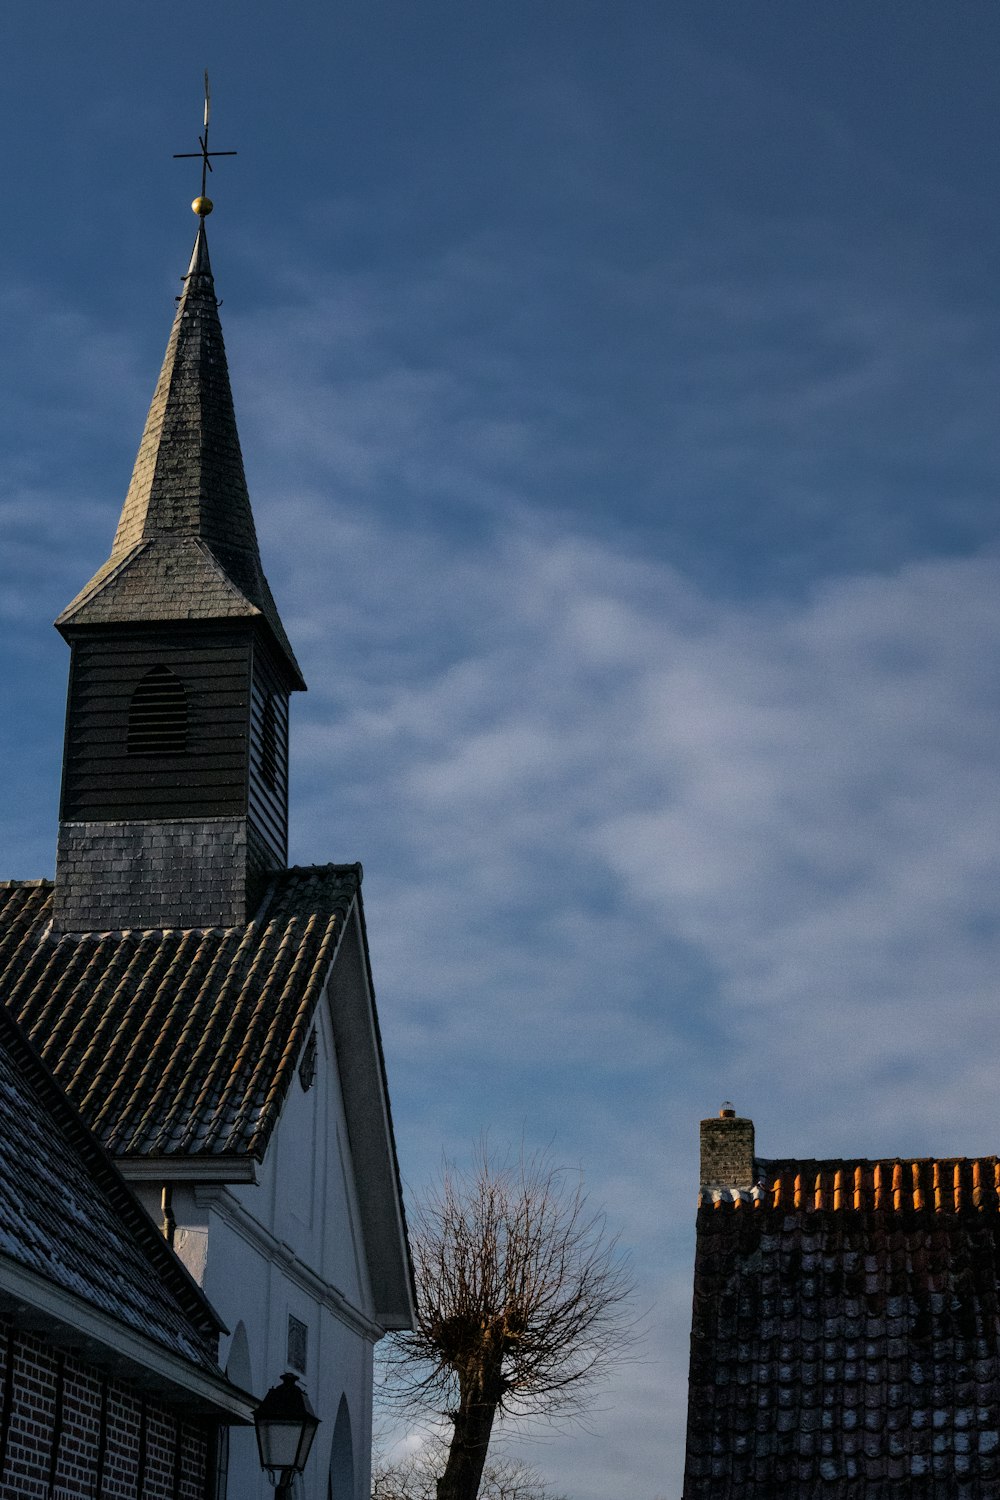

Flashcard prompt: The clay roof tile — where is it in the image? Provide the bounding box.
[0,866,359,1161]
[684,1151,1000,1496]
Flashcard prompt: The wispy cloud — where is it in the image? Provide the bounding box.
[276,483,1000,1127]
[270,486,1000,1493]
[4,150,1000,1496]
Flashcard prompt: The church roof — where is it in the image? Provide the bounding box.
[55,224,305,690]
[0,1001,226,1377]
[684,1154,1000,1498]
[0,864,358,1160]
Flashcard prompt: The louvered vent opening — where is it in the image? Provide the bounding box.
[260,692,279,790]
[127,666,188,756]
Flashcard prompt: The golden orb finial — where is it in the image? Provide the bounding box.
[175,76,235,220]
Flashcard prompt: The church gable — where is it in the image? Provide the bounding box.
[262,983,372,1313]
[245,908,414,1329]
[0,867,413,1328]
[0,865,358,1157]
[324,908,415,1330]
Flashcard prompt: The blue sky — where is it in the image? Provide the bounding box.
[4,4,1000,1495]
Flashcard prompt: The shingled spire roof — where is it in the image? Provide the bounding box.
[56,222,304,689]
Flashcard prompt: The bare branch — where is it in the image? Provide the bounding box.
[372,1429,570,1500]
[381,1142,634,1500]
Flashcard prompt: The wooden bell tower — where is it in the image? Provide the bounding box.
[53,221,305,932]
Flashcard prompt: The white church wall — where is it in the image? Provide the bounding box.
[225,963,374,1312]
[203,1197,375,1500]
[128,1181,210,1281]
[121,937,390,1499]
[129,1166,377,1499]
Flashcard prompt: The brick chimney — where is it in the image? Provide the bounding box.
[700,1103,755,1189]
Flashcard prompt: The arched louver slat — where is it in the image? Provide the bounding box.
[127,666,188,756]
[260,693,279,790]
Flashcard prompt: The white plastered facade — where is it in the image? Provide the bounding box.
[125,904,411,1500]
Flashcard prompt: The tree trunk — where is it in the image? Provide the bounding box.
[436,1370,501,1500]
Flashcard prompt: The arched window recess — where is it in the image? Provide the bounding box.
[328,1395,354,1500]
[127,665,188,756]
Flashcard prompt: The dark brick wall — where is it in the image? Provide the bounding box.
[54,817,250,931]
[700,1113,755,1189]
[0,1323,210,1498]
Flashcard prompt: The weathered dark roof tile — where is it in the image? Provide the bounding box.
[684,1153,1000,1497]
[0,865,359,1160]
[0,1004,223,1371]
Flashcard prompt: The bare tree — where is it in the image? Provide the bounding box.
[372,1437,568,1500]
[383,1144,633,1500]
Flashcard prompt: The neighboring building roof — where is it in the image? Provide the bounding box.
[55,225,304,690]
[685,1143,1000,1497]
[0,865,358,1159]
[0,1002,226,1377]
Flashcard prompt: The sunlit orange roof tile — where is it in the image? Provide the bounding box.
[685,1146,1000,1496]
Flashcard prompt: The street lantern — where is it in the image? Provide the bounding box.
[254,1373,320,1495]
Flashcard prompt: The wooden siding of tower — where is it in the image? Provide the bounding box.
[59,626,252,823]
[248,637,290,869]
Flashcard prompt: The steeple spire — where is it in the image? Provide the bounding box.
[53,124,305,933]
[56,219,304,689]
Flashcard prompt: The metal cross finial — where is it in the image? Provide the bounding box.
[174,71,237,212]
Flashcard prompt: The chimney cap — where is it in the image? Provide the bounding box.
[720,1101,736,1118]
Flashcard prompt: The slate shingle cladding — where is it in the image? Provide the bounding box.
[54,818,250,932]
[55,225,303,690]
[0,865,359,1159]
[684,1156,1000,1499]
[0,1004,223,1371]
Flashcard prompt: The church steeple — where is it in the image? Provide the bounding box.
[54,201,304,934]
[56,221,303,689]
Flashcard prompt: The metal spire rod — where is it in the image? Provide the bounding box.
[174,72,236,210]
